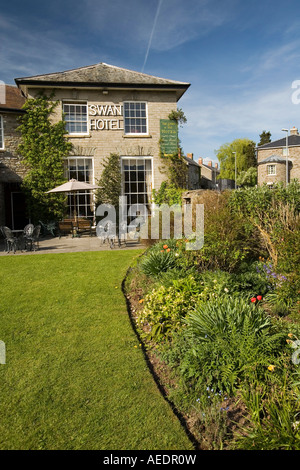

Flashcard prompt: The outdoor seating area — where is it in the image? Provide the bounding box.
[0,224,41,253]
[0,222,143,255]
[58,218,93,238]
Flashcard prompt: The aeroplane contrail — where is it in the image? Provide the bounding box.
[141,0,163,73]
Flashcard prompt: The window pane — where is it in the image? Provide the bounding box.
[63,102,88,134]
[124,102,147,134]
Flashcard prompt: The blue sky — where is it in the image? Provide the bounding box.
[1,0,300,163]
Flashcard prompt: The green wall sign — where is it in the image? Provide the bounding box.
[160,119,178,156]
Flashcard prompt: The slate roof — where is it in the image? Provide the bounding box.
[258,154,288,165]
[0,85,26,112]
[15,62,190,99]
[183,156,200,167]
[258,134,300,149]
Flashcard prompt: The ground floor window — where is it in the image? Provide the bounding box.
[121,157,152,221]
[65,157,94,220]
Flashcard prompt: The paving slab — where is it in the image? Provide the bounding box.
[0,234,145,256]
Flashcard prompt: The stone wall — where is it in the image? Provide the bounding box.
[0,112,27,183]
[27,87,178,190]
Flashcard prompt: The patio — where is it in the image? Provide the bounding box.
[0,233,144,255]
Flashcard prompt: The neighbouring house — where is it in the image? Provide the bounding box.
[197,157,220,190]
[0,85,29,229]
[0,62,191,227]
[257,126,300,186]
[185,153,201,189]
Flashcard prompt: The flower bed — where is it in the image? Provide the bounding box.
[125,183,300,450]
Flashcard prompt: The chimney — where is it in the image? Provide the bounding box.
[290,126,299,136]
[186,153,193,159]
[208,161,212,167]
[215,163,218,169]
[198,157,203,165]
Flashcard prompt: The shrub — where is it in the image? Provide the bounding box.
[152,181,183,206]
[140,249,177,277]
[229,181,300,268]
[187,297,272,343]
[162,297,288,395]
[232,385,300,450]
[136,275,202,342]
[192,192,257,272]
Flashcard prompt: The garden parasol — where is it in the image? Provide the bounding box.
[46,178,99,222]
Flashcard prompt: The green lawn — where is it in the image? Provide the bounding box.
[0,250,193,450]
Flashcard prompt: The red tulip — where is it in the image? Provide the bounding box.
[257,295,262,301]
[251,297,257,303]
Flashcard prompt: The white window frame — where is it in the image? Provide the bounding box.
[121,156,153,218]
[0,115,4,149]
[63,101,89,136]
[65,156,95,220]
[267,164,276,176]
[123,101,148,135]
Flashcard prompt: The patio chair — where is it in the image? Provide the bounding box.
[39,220,56,237]
[23,223,34,251]
[1,226,17,253]
[58,220,74,238]
[76,218,92,237]
[96,220,117,248]
[25,225,41,251]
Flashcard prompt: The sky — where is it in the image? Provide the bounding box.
[1,0,300,164]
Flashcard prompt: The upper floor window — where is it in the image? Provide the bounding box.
[267,164,276,175]
[0,115,3,149]
[124,102,147,135]
[63,102,88,135]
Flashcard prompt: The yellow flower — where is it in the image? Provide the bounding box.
[287,339,292,344]
[268,365,275,372]
[288,333,294,338]
[139,299,144,303]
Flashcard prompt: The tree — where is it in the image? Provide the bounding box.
[95,153,122,211]
[258,130,272,146]
[215,138,257,181]
[18,93,72,223]
[236,167,257,188]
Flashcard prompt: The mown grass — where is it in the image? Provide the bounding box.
[0,250,193,450]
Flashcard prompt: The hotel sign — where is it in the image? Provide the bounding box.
[160,119,178,156]
[89,104,124,130]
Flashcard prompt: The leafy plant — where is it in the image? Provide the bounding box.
[137,275,202,342]
[233,385,300,450]
[152,181,183,206]
[187,297,272,343]
[140,249,177,277]
[18,92,73,223]
[171,297,288,394]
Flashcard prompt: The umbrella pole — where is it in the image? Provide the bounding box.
[73,192,78,237]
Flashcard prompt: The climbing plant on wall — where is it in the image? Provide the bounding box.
[159,108,188,190]
[18,93,72,223]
